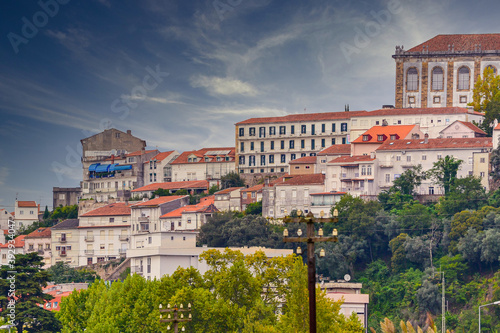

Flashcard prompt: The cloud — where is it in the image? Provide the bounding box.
[190,76,259,96]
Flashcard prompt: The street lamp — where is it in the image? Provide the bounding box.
[479,300,500,332]
[159,303,192,333]
[283,208,339,333]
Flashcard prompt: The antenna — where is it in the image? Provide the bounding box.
[15,192,19,201]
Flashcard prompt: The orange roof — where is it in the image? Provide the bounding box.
[406,34,500,53]
[236,111,367,125]
[277,174,325,186]
[310,191,347,196]
[147,151,176,162]
[457,121,487,135]
[132,195,188,207]
[376,137,492,151]
[329,156,376,164]
[80,203,131,217]
[0,235,26,248]
[357,107,483,117]
[132,180,209,192]
[25,227,51,239]
[215,187,244,195]
[318,144,351,156]
[352,125,417,144]
[241,184,265,193]
[125,149,158,157]
[42,290,73,311]
[17,201,37,207]
[160,197,217,218]
[170,147,235,164]
[289,156,317,164]
[495,123,500,130]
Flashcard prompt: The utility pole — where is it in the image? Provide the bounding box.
[282,209,339,333]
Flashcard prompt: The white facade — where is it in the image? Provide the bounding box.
[14,201,39,229]
[214,188,243,212]
[143,151,180,185]
[24,228,52,268]
[326,157,377,197]
[50,219,80,267]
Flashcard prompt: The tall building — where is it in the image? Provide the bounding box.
[393,34,500,109]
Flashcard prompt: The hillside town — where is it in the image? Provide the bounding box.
[3,29,500,332]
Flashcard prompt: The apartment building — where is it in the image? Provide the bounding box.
[325,156,378,197]
[143,150,180,185]
[0,235,25,266]
[393,34,500,109]
[160,196,218,231]
[78,202,132,266]
[439,120,487,138]
[213,187,244,211]
[51,219,80,267]
[24,227,52,268]
[14,200,40,228]
[289,156,317,175]
[131,180,209,198]
[170,147,236,183]
[316,144,351,175]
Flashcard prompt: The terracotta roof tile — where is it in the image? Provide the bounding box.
[132,195,188,207]
[25,227,51,239]
[495,123,500,130]
[125,149,158,157]
[150,151,176,162]
[310,191,347,196]
[357,107,482,117]
[0,235,26,248]
[289,156,317,164]
[352,125,417,143]
[329,156,376,164]
[376,137,492,151]
[80,203,131,217]
[132,180,209,192]
[170,147,235,165]
[236,111,367,125]
[17,201,37,207]
[318,144,351,156]
[278,174,325,186]
[407,34,500,53]
[457,121,487,135]
[241,184,265,193]
[52,219,80,229]
[214,187,244,194]
[160,197,217,218]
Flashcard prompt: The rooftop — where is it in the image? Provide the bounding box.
[52,219,80,230]
[357,107,483,117]
[236,111,368,125]
[80,203,131,217]
[0,235,26,248]
[131,180,209,193]
[160,197,217,218]
[352,125,417,144]
[278,174,325,186]
[318,144,351,156]
[376,137,492,151]
[329,155,376,164]
[214,187,244,195]
[132,195,188,207]
[17,201,38,208]
[171,147,235,164]
[25,227,51,239]
[406,34,500,53]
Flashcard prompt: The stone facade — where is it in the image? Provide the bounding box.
[53,187,82,209]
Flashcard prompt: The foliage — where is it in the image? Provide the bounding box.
[46,262,100,284]
[490,141,500,187]
[470,66,500,135]
[392,165,426,195]
[221,171,245,189]
[51,204,78,221]
[245,200,262,215]
[428,156,463,195]
[151,188,171,198]
[43,206,50,219]
[437,176,487,216]
[0,252,61,333]
[208,185,219,195]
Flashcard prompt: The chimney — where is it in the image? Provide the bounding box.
[370,152,375,159]
[127,130,132,135]
[424,133,429,144]
[382,105,394,109]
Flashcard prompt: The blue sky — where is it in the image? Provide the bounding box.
[0,0,499,210]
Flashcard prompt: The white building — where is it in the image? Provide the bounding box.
[24,228,52,268]
[51,219,80,267]
[14,201,40,229]
[326,156,377,197]
[0,235,25,266]
[143,150,180,185]
[213,187,244,212]
[0,209,14,230]
[131,180,209,199]
[160,196,218,231]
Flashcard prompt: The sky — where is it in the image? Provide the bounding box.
[0,0,499,210]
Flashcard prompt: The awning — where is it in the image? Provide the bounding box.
[95,164,111,173]
[89,163,100,172]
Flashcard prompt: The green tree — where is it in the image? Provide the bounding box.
[208,185,219,195]
[46,261,100,284]
[392,165,426,195]
[43,206,50,219]
[437,175,488,216]
[428,155,463,195]
[221,172,245,189]
[470,66,500,135]
[151,188,171,198]
[245,201,262,215]
[0,252,61,333]
[389,233,409,273]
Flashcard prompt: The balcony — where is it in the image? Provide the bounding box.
[118,248,127,254]
[85,235,94,242]
[58,237,67,243]
[37,250,45,255]
[379,161,393,168]
[138,216,149,223]
[84,250,94,256]
[139,223,150,233]
[59,251,67,257]
[132,266,143,275]
[119,235,129,241]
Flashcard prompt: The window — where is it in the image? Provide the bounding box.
[249,155,255,166]
[437,154,442,159]
[342,138,346,144]
[239,128,244,137]
[269,126,276,135]
[385,174,391,183]
[321,124,326,133]
[115,132,120,138]
[422,155,427,161]
[281,140,285,149]
[239,156,245,165]
[332,123,336,132]
[486,65,497,74]
[480,172,486,177]
[331,138,336,145]
[363,135,369,141]
[291,125,295,134]
[480,157,486,163]
[460,96,467,103]
[269,155,274,164]
[178,221,182,226]
[290,153,296,160]
[396,155,401,161]
[433,96,441,104]
[301,153,306,157]
[311,139,315,149]
[250,142,254,151]
[279,126,286,135]
[289,140,295,149]
[259,127,266,138]
[100,244,105,249]
[301,140,305,149]
[311,124,315,135]
[261,155,266,166]
[147,258,151,274]
[260,142,264,152]
[377,135,383,141]
[321,138,325,147]
[281,154,286,163]
[458,66,470,90]
[109,217,114,223]
[429,187,434,195]
[341,123,348,132]
[249,127,256,136]
[240,142,244,152]
[431,67,444,91]
[301,125,307,134]
[406,67,418,91]
[407,155,411,162]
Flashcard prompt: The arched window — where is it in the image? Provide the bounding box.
[458,66,470,90]
[486,65,497,74]
[431,67,444,91]
[406,67,418,91]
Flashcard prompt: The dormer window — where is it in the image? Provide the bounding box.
[216,157,222,161]
[390,135,397,140]
[205,157,210,162]
[362,135,370,141]
[377,135,384,141]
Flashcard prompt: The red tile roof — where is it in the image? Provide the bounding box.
[215,187,244,195]
[160,197,217,218]
[361,107,482,117]
[352,125,417,144]
[125,149,158,157]
[132,195,188,207]
[149,151,177,162]
[310,191,347,196]
[278,174,325,186]
[376,137,492,151]
[80,203,131,217]
[329,156,376,164]
[170,147,235,164]
[457,121,487,135]
[241,184,265,193]
[289,156,317,164]
[25,227,51,239]
[495,123,500,130]
[131,180,209,192]
[407,34,500,53]
[318,144,351,156]
[236,111,368,125]
[42,290,73,311]
[17,201,37,207]
[0,235,26,248]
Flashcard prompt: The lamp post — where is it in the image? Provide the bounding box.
[159,303,192,333]
[283,209,339,333]
[479,300,500,332]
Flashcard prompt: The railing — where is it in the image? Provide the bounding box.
[85,236,94,242]
[118,249,127,254]
[58,237,67,243]
[59,251,67,257]
[84,250,94,255]
[119,235,129,241]
[133,266,143,275]
[138,216,149,223]
[139,223,150,232]
[379,161,393,168]
[37,250,45,255]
